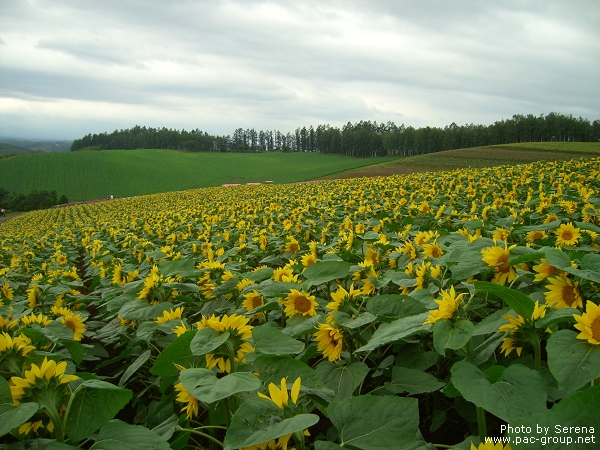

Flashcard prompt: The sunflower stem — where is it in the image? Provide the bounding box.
[476,406,487,443]
[531,332,542,373]
[37,389,65,443]
[177,427,224,447]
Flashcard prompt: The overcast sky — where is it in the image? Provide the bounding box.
[1,0,599,140]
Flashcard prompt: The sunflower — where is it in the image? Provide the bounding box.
[284,238,300,253]
[544,274,583,309]
[242,290,266,320]
[1,283,14,301]
[423,286,465,325]
[326,284,361,313]
[273,267,295,282]
[498,301,548,357]
[155,306,184,324]
[364,246,379,264]
[10,357,78,405]
[301,253,318,267]
[573,301,600,345]
[174,382,199,419]
[422,242,443,259]
[198,314,254,373]
[481,244,517,285]
[21,312,52,327]
[314,322,344,361]
[283,290,317,318]
[0,332,36,357]
[526,230,547,243]
[532,258,559,282]
[59,312,87,341]
[258,376,301,410]
[554,222,581,246]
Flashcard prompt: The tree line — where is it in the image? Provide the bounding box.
[71,112,600,157]
[0,188,69,213]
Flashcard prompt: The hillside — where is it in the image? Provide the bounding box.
[0,142,45,156]
[0,150,394,201]
[318,142,600,179]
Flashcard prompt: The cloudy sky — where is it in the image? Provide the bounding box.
[1,0,599,140]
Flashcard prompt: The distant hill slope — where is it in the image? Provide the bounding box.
[0,138,72,153]
[0,150,394,201]
[0,143,45,156]
[317,142,600,179]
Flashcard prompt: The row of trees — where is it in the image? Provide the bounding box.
[0,188,69,213]
[71,113,600,157]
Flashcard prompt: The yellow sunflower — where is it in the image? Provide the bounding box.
[273,267,295,282]
[284,238,300,253]
[532,258,559,282]
[301,253,318,267]
[470,441,512,450]
[314,323,344,361]
[59,312,87,341]
[283,289,317,318]
[422,242,443,259]
[10,357,78,405]
[1,283,14,301]
[573,301,600,345]
[424,286,465,325]
[21,312,52,327]
[0,332,36,357]
[481,244,517,285]
[198,314,254,373]
[554,222,581,246]
[326,284,361,313]
[155,306,184,324]
[174,382,199,419]
[526,230,547,243]
[544,274,583,309]
[258,376,301,410]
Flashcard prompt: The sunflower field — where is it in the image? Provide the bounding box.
[1,157,599,450]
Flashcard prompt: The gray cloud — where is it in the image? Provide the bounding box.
[0,0,598,139]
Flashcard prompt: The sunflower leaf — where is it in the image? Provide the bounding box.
[474,281,535,318]
[180,368,260,403]
[0,402,39,438]
[547,329,600,393]
[302,261,352,289]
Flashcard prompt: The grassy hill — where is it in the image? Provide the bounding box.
[0,142,45,157]
[0,150,394,201]
[318,142,600,179]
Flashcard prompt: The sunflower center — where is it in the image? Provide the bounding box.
[591,317,600,342]
[497,255,510,273]
[562,231,573,241]
[562,285,576,306]
[431,247,442,258]
[294,296,312,313]
[252,297,263,308]
[64,318,76,333]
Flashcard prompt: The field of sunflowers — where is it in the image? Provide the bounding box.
[1,157,599,450]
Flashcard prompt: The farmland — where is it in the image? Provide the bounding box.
[1,154,599,449]
[0,150,394,202]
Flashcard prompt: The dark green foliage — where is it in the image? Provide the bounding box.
[70,112,600,157]
[0,187,68,212]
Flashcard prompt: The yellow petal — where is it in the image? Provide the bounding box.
[291,377,301,404]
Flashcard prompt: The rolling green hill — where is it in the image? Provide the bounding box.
[0,150,394,201]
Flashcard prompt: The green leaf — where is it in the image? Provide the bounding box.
[463,333,505,366]
[258,280,304,298]
[506,385,600,450]
[162,282,200,293]
[327,395,420,450]
[282,314,324,337]
[472,307,510,336]
[449,251,489,280]
[180,368,260,403]
[189,327,230,355]
[366,294,426,318]
[245,267,274,282]
[59,339,85,365]
[150,330,200,377]
[547,329,600,393]
[355,312,430,352]
[474,281,535,318]
[433,319,474,355]
[65,380,133,442]
[39,320,74,341]
[386,367,445,395]
[119,349,151,387]
[158,259,201,278]
[315,361,369,400]
[331,311,377,329]
[534,308,579,329]
[211,278,240,296]
[118,301,173,321]
[543,248,572,270]
[384,272,417,288]
[223,398,319,450]
[253,325,305,355]
[0,402,39,438]
[91,419,171,450]
[0,376,12,404]
[315,442,346,450]
[450,361,547,422]
[302,261,351,288]
[253,355,325,392]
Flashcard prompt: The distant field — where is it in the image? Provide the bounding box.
[318,142,600,179]
[0,150,394,201]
